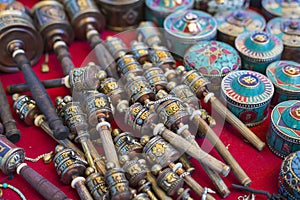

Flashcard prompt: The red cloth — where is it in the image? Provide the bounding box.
[0,1,283,199]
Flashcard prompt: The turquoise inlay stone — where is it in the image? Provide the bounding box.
[221,70,274,127]
[267,100,300,158]
[266,60,300,106]
[183,40,240,94]
[235,31,283,74]
[279,150,300,200]
[145,0,194,27]
[266,17,300,63]
[215,9,266,46]
[262,0,300,19]
[164,9,217,59]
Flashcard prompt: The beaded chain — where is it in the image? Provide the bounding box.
[0,183,26,200]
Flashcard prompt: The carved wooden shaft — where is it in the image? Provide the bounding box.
[6,78,65,94]
[177,123,230,198]
[13,50,69,140]
[206,93,266,151]
[96,120,120,168]
[86,25,118,78]
[53,39,75,76]
[0,81,20,143]
[192,112,252,186]
[154,124,230,176]
[73,178,94,200]
[17,164,71,200]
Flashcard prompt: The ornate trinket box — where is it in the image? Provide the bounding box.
[96,0,144,31]
[266,60,300,107]
[215,9,266,46]
[221,70,274,127]
[235,31,283,74]
[164,9,217,59]
[184,40,241,94]
[194,0,249,14]
[262,0,300,20]
[145,0,194,27]
[279,150,300,200]
[266,17,300,63]
[266,100,300,158]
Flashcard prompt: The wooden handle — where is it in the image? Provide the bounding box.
[193,114,252,186]
[157,126,230,176]
[53,41,75,76]
[0,81,20,143]
[13,52,69,140]
[18,164,70,200]
[73,178,94,200]
[6,78,65,94]
[97,125,120,168]
[209,96,265,151]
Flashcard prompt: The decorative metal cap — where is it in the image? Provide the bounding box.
[215,9,266,37]
[235,31,283,63]
[146,0,194,15]
[164,9,217,40]
[266,60,300,93]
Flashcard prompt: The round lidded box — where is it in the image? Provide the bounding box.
[164,9,217,60]
[145,0,194,27]
[266,60,300,107]
[194,0,249,15]
[266,100,300,158]
[221,70,274,127]
[235,31,283,74]
[266,17,300,63]
[215,9,266,46]
[262,0,300,20]
[183,40,241,94]
[279,150,300,200]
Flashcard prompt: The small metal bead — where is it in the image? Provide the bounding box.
[106,162,116,170]
[140,135,150,146]
[166,82,177,91]
[176,65,186,75]
[156,90,168,99]
[98,70,107,81]
[142,62,153,70]
[119,155,130,165]
[55,145,64,153]
[112,129,121,138]
[12,93,20,101]
[151,164,162,176]
[55,96,63,105]
[85,167,95,176]
[63,95,72,103]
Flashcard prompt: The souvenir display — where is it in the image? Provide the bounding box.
[279,150,300,199]
[184,40,241,94]
[266,60,300,107]
[194,0,250,14]
[145,0,194,27]
[266,17,300,63]
[262,0,300,20]
[215,9,266,46]
[266,100,300,158]
[235,31,283,74]
[164,9,217,59]
[221,70,274,127]
[96,0,144,31]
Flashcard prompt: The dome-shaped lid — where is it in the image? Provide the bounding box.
[266,60,300,93]
[262,0,300,18]
[164,9,217,40]
[221,70,274,105]
[266,17,300,47]
[235,31,283,61]
[146,0,194,13]
[183,40,240,77]
[215,9,266,37]
[272,100,300,141]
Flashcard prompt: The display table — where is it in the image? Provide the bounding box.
[0,0,283,199]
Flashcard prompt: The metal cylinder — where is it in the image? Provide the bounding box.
[31,0,74,50]
[143,67,168,91]
[85,168,108,199]
[122,159,148,187]
[156,167,184,196]
[117,55,144,76]
[98,77,126,105]
[113,131,143,156]
[130,40,150,64]
[149,46,176,69]
[0,135,25,175]
[182,70,210,98]
[62,0,105,39]
[106,36,130,61]
[137,21,163,47]
[125,76,155,103]
[169,84,200,109]
[0,9,43,72]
